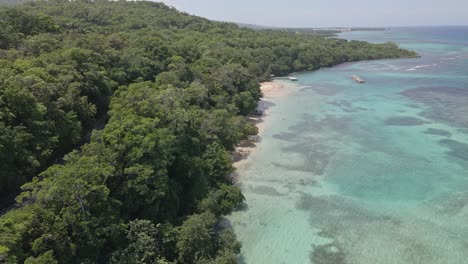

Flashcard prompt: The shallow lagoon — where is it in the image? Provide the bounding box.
[227,27,468,264]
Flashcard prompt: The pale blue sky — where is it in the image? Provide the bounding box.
[159,0,468,27]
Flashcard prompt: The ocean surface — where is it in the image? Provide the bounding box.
[227,27,468,264]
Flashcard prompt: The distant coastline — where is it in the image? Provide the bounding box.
[235,22,386,34]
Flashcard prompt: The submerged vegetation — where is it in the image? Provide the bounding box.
[0,1,417,263]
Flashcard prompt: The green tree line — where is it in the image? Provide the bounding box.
[0,1,417,263]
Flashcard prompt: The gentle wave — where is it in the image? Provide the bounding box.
[406,63,437,71]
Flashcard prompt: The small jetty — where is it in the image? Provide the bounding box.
[350,75,365,83]
[288,77,299,81]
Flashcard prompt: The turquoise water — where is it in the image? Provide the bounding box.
[227,27,468,264]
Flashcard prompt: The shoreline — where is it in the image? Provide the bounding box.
[232,80,296,170]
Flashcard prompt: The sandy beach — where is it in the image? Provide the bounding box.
[259,81,293,98]
[233,80,295,169]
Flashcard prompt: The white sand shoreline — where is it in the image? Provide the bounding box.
[232,80,296,170]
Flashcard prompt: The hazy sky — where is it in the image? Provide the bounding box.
[158,0,468,27]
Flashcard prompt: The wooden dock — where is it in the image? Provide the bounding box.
[350,75,365,83]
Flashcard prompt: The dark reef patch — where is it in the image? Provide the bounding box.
[308,85,346,96]
[310,244,347,264]
[405,103,421,109]
[282,142,336,175]
[385,116,429,126]
[272,132,297,141]
[272,162,311,173]
[401,87,468,128]
[296,193,406,263]
[329,101,371,113]
[295,193,403,228]
[327,100,352,109]
[327,100,368,113]
[272,159,329,175]
[248,185,283,196]
[430,192,468,215]
[356,107,369,111]
[294,114,352,133]
[289,114,354,133]
[438,139,468,161]
[270,114,347,175]
[424,128,452,137]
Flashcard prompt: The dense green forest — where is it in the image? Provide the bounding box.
[0,1,417,263]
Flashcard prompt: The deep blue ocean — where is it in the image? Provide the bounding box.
[228,27,468,264]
